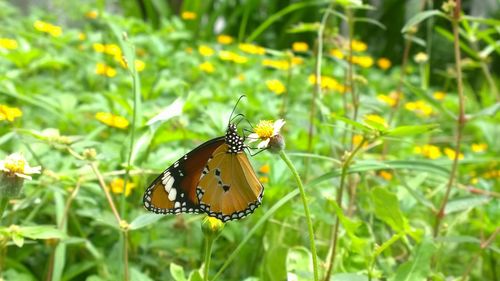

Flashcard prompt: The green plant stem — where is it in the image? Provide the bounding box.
[90,162,129,280]
[305,2,333,180]
[433,4,466,238]
[460,227,500,280]
[203,236,215,281]
[0,197,9,223]
[323,137,367,281]
[279,150,319,281]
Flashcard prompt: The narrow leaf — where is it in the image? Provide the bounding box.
[402,10,447,33]
[391,239,436,281]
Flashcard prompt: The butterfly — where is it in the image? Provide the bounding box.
[143,102,263,222]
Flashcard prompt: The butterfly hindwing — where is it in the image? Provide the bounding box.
[196,144,264,222]
[143,137,225,214]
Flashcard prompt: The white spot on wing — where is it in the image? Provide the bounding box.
[168,188,177,201]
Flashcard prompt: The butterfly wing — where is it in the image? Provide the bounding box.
[196,144,264,222]
[143,137,225,214]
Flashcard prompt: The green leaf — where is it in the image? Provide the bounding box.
[373,232,406,258]
[331,116,372,132]
[402,10,447,33]
[129,213,164,230]
[12,233,24,247]
[385,124,439,137]
[170,263,187,281]
[353,17,386,30]
[329,201,365,252]
[246,0,330,42]
[445,197,491,214]
[287,22,321,33]
[264,246,288,281]
[19,225,66,240]
[286,247,313,281]
[372,187,409,232]
[188,270,203,281]
[391,239,436,281]
[332,273,369,281]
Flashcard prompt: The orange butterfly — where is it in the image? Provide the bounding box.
[143,102,263,222]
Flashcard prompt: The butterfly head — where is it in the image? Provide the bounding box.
[225,123,244,154]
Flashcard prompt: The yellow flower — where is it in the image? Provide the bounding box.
[199,61,215,73]
[352,135,365,147]
[414,52,428,63]
[135,59,146,72]
[34,20,62,37]
[330,49,344,60]
[93,43,105,52]
[0,38,18,50]
[95,112,129,129]
[95,63,117,78]
[308,75,345,92]
[78,32,86,41]
[291,56,304,65]
[363,114,387,128]
[433,91,446,100]
[405,100,433,117]
[248,119,286,149]
[377,57,391,70]
[471,143,487,153]
[259,164,270,174]
[444,148,464,160]
[181,11,197,20]
[238,43,265,55]
[351,55,374,68]
[201,216,224,236]
[377,94,398,107]
[109,178,136,197]
[218,51,248,64]
[262,59,290,70]
[85,10,99,19]
[292,42,309,52]
[104,44,122,57]
[259,176,269,184]
[0,105,22,122]
[0,153,41,180]
[378,171,393,181]
[351,40,367,52]
[198,45,215,57]
[414,145,442,159]
[266,79,286,95]
[217,34,233,45]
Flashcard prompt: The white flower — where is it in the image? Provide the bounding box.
[0,153,41,180]
[248,119,286,149]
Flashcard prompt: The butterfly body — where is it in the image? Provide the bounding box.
[143,123,263,222]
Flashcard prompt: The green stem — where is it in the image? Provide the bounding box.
[433,3,466,238]
[279,150,319,281]
[0,197,9,222]
[203,236,215,281]
[323,138,367,281]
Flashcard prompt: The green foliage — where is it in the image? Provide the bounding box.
[0,0,499,280]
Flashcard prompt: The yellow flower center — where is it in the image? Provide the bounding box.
[254,120,274,139]
[4,158,25,174]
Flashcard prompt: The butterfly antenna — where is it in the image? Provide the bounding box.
[228,95,246,126]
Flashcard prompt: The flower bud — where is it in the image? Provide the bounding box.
[201,216,224,238]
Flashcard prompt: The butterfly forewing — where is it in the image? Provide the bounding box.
[196,144,264,222]
[143,137,225,214]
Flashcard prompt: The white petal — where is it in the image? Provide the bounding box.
[257,139,270,149]
[272,119,286,135]
[247,133,259,143]
[15,173,32,180]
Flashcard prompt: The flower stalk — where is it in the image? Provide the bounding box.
[279,150,319,281]
[324,137,367,281]
[433,0,466,238]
